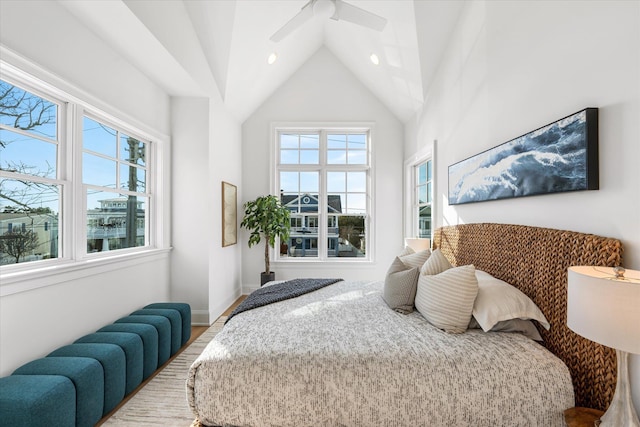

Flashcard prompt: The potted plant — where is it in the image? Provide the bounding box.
[240,195,291,285]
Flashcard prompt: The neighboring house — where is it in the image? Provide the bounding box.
[87,198,145,252]
[0,211,58,265]
[281,193,363,257]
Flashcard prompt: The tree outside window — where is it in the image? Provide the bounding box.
[0,79,61,265]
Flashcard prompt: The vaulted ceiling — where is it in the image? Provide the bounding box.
[59,0,463,123]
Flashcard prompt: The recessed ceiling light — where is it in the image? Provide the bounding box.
[370,53,380,65]
[267,53,278,65]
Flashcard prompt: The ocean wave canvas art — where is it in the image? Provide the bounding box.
[448,108,598,205]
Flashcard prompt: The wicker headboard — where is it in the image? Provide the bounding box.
[432,223,622,411]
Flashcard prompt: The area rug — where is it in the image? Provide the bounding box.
[102,317,226,426]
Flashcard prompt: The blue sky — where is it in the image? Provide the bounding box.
[1,80,147,214]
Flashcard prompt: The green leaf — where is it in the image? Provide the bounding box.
[240,195,291,273]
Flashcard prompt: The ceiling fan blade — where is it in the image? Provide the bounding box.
[270,1,315,42]
[331,0,387,31]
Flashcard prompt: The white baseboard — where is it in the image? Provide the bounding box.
[242,284,260,294]
[191,309,210,326]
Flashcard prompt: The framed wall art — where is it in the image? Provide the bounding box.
[448,108,598,205]
[222,181,237,247]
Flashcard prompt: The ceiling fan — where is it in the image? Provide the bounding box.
[270,0,387,42]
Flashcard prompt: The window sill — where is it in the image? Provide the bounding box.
[0,248,172,297]
[273,258,374,268]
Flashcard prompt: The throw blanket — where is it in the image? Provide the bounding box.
[226,278,342,324]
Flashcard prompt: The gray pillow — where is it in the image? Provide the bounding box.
[382,257,420,314]
[468,317,543,341]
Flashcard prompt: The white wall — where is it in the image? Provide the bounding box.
[0,257,170,376]
[0,0,172,376]
[208,98,243,320]
[407,0,640,413]
[170,96,244,325]
[241,47,404,291]
[170,97,212,325]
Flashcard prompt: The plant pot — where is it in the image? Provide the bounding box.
[260,272,275,286]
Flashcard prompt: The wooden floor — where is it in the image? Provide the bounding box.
[96,295,247,426]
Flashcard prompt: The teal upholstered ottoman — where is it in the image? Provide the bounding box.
[130,308,181,355]
[144,302,191,346]
[13,357,104,427]
[75,332,143,395]
[48,343,125,416]
[98,323,158,379]
[0,375,75,427]
[115,315,171,366]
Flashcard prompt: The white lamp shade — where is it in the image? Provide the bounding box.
[404,238,431,252]
[567,266,640,354]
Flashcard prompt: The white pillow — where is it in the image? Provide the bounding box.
[415,265,478,334]
[420,248,452,275]
[399,249,431,269]
[472,270,550,332]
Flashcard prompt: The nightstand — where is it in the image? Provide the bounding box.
[564,407,604,427]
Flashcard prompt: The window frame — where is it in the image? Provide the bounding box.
[271,123,374,264]
[80,111,153,257]
[0,69,70,268]
[404,144,435,241]
[0,54,169,296]
[414,159,432,239]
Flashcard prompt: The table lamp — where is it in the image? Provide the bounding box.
[404,238,431,252]
[567,266,640,427]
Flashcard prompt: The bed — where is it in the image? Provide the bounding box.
[187,223,622,426]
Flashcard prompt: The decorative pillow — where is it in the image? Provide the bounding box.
[415,264,478,333]
[468,317,543,341]
[397,246,415,257]
[420,248,452,275]
[472,270,550,332]
[399,249,431,269]
[382,257,420,314]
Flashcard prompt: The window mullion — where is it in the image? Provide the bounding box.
[318,131,328,259]
[70,105,83,260]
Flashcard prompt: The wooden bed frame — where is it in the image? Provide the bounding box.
[432,223,623,411]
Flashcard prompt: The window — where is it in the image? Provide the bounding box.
[83,116,149,253]
[414,159,432,238]
[0,65,158,270]
[276,128,370,261]
[0,80,63,265]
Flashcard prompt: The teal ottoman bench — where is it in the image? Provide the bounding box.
[98,323,158,380]
[13,357,104,427]
[75,332,143,395]
[144,302,191,346]
[116,315,171,366]
[130,308,181,355]
[0,375,75,427]
[48,343,125,416]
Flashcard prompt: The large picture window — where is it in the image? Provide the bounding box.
[0,66,157,270]
[276,128,370,261]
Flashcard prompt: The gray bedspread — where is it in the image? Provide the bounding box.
[187,280,574,427]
